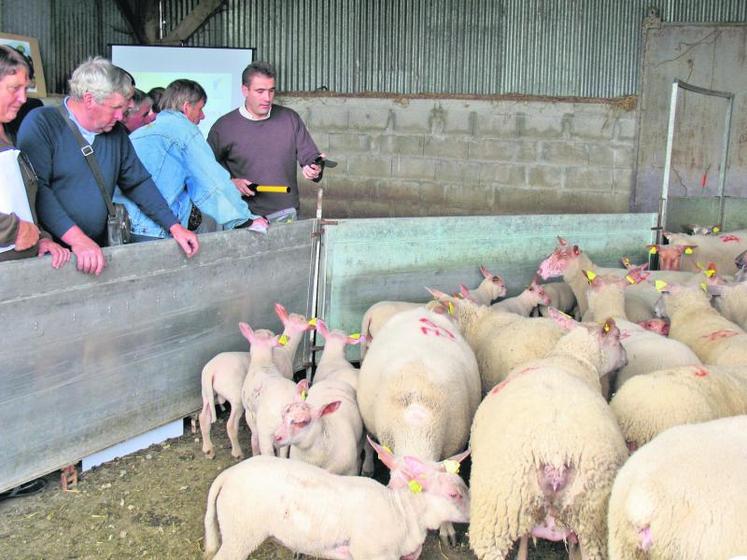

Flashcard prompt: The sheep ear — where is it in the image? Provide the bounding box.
[426,287,451,302]
[295,379,310,401]
[274,303,289,323]
[402,456,429,479]
[548,307,577,331]
[367,435,398,471]
[601,318,617,337]
[317,401,341,418]
[347,332,365,345]
[238,321,254,343]
[480,265,493,280]
[315,318,329,338]
[442,448,470,471]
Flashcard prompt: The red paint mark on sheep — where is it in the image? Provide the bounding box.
[720,234,741,243]
[701,329,739,341]
[693,367,710,377]
[489,367,538,396]
[418,318,456,340]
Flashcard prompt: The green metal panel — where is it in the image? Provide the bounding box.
[320,214,658,348]
[666,197,747,233]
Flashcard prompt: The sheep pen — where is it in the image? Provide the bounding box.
[0,411,571,560]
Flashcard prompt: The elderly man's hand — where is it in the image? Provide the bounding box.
[37,238,71,269]
[14,219,40,251]
[169,224,199,258]
[61,226,106,276]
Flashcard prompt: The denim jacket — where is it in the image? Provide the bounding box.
[115,110,256,238]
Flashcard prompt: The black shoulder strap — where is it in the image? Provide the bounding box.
[57,105,116,217]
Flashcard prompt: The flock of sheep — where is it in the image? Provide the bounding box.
[196,227,747,560]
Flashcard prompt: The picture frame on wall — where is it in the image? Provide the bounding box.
[0,32,47,97]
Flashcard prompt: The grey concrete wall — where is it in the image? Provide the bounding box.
[281,95,637,219]
[634,23,747,215]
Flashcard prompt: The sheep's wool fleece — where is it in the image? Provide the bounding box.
[607,415,747,560]
[469,330,628,559]
[610,364,747,448]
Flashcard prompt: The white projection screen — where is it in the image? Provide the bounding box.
[111,45,254,136]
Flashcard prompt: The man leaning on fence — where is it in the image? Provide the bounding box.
[17,57,199,276]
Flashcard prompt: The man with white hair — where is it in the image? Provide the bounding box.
[17,57,198,276]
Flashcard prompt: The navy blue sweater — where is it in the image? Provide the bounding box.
[17,106,177,241]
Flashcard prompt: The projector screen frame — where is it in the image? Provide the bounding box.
[110,43,255,136]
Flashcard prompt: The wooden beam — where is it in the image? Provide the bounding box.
[159,0,224,45]
[113,0,150,45]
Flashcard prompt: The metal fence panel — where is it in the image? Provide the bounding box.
[0,222,314,493]
[319,213,657,359]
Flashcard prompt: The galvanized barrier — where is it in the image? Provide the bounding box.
[0,222,314,493]
[319,213,658,359]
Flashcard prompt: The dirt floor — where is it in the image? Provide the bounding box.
[0,411,568,560]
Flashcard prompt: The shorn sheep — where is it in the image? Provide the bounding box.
[357,306,480,546]
[607,415,747,560]
[203,446,470,560]
[469,309,629,560]
[610,364,747,451]
[198,303,311,459]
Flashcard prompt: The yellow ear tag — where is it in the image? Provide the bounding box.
[684,247,693,255]
[349,332,361,340]
[584,270,597,282]
[448,301,455,316]
[307,318,317,327]
[649,246,658,255]
[408,480,423,494]
[712,226,720,233]
[622,257,631,267]
[705,269,715,278]
[443,460,460,474]
[278,334,289,345]
[300,389,308,401]
[700,282,707,292]
[383,445,393,454]
[603,321,611,333]
[625,274,635,284]
[655,280,668,292]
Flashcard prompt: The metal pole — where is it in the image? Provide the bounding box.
[657,81,680,247]
[304,185,324,381]
[717,94,735,229]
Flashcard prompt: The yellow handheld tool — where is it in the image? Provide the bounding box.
[249,184,291,193]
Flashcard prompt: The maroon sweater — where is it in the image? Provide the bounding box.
[207,105,320,216]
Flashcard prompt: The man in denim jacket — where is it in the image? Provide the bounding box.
[117,79,265,240]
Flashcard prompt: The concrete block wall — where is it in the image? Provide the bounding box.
[280,95,637,219]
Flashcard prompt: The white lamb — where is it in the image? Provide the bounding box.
[358,265,506,360]
[607,415,747,560]
[197,304,311,459]
[469,309,629,560]
[203,448,470,560]
[273,378,365,476]
[491,275,551,316]
[239,323,297,457]
[357,306,480,546]
[655,281,747,366]
[610,364,747,451]
[583,271,701,395]
[313,319,366,390]
[536,280,577,318]
[430,289,564,394]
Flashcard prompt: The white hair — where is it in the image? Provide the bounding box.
[68,56,134,102]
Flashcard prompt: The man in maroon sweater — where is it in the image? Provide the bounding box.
[207,62,323,223]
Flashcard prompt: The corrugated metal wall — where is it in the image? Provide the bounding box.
[3,0,747,96]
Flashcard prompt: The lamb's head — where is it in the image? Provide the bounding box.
[426,287,484,333]
[647,241,697,271]
[239,323,284,358]
[653,280,711,319]
[273,379,340,448]
[367,436,470,526]
[537,236,581,280]
[274,303,314,341]
[315,319,365,352]
[477,265,507,301]
[525,275,552,307]
[683,223,720,235]
[548,308,627,377]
